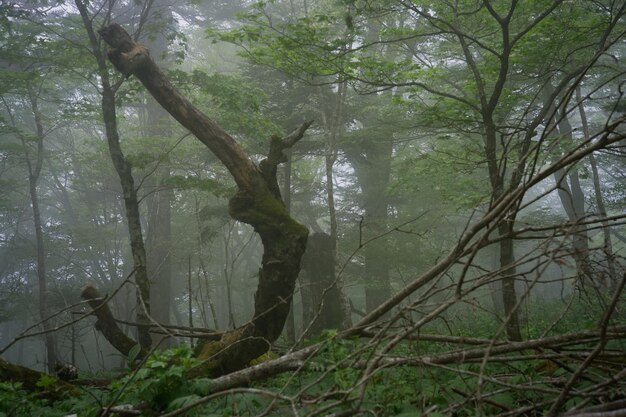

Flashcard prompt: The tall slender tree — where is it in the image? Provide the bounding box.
[75,0,152,350]
[7,86,59,373]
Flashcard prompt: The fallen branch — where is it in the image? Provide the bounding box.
[81,285,149,360]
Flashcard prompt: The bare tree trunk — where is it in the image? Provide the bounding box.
[549,90,594,287]
[146,170,172,334]
[187,255,193,345]
[283,148,296,344]
[345,137,393,313]
[485,122,523,342]
[100,24,311,376]
[141,3,175,347]
[320,84,353,326]
[300,233,344,338]
[75,1,151,350]
[577,88,618,290]
[319,83,344,247]
[223,223,238,329]
[325,153,338,244]
[554,167,594,284]
[498,221,522,341]
[22,89,58,373]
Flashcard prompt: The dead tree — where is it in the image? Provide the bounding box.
[98,24,311,376]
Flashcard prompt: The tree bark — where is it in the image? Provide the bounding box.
[75,0,152,350]
[300,233,344,337]
[99,24,311,376]
[23,89,58,373]
[0,357,76,397]
[484,121,523,342]
[554,167,594,285]
[318,85,353,327]
[81,285,149,360]
[498,221,523,341]
[577,88,617,290]
[548,89,594,287]
[283,148,296,344]
[588,154,617,290]
[140,4,175,347]
[345,138,393,313]
[146,170,173,334]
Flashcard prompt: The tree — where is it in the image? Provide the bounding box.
[1,2,626,416]
[75,0,152,350]
[545,87,595,288]
[99,24,311,375]
[2,85,59,373]
[299,232,344,337]
[0,11,63,371]
[579,87,619,291]
[343,95,396,312]
[138,0,177,346]
[225,0,626,341]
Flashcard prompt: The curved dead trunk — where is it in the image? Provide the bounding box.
[98,24,311,376]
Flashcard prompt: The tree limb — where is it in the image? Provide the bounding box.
[81,285,148,360]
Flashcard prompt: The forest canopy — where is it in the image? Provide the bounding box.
[0,0,625,416]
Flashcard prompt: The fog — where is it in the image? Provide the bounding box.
[1,0,625,415]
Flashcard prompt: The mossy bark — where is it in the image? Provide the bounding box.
[191,180,308,376]
[99,24,311,376]
[81,285,149,360]
[0,358,77,398]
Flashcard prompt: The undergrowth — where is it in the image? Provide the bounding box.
[1,296,624,416]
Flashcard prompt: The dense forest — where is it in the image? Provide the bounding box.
[0,0,625,415]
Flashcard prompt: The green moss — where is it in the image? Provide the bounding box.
[249,350,279,366]
[229,180,308,240]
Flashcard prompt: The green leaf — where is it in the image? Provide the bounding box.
[149,360,168,369]
[127,343,141,367]
[189,378,213,396]
[167,394,201,410]
[35,373,57,388]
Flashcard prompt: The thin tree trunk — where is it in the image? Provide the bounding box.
[485,121,523,342]
[345,137,393,313]
[554,168,594,284]
[320,83,343,247]
[198,251,220,331]
[188,255,193,345]
[578,88,617,290]
[321,85,352,326]
[146,172,172,330]
[23,89,58,373]
[194,196,220,330]
[283,148,296,344]
[550,91,594,287]
[75,1,151,350]
[187,258,192,326]
[498,221,522,341]
[325,153,338,244]
[99,24,311,375]
[141,4,174,346]
[223,224,237,329]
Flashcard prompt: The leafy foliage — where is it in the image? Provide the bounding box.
[1,0,625,416]
[0,381,82,417]
[110,346,208,412]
